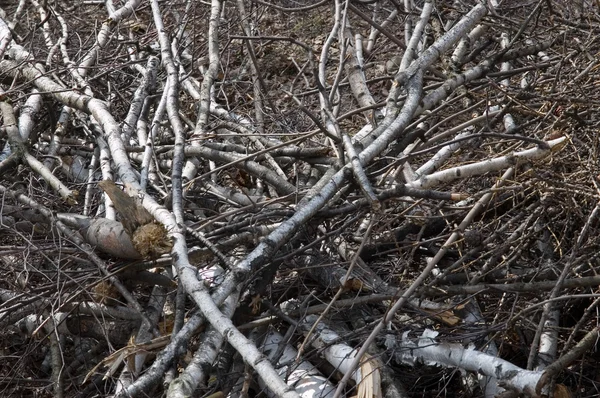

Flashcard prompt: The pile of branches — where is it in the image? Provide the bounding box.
[1,0,600,397]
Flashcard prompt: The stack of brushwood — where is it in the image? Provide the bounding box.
[1,1,599,397]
